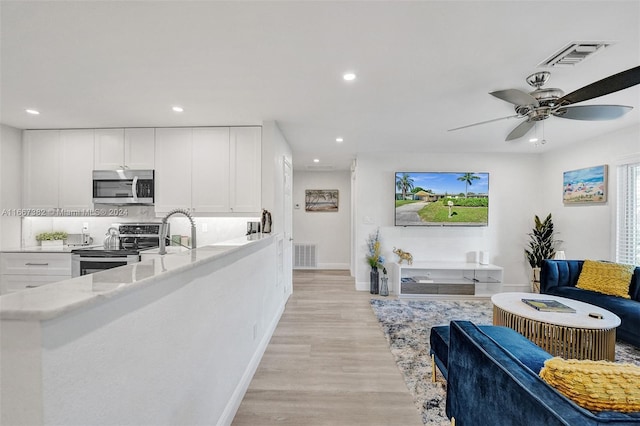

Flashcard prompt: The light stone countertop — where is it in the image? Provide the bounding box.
[1,244,102,253]
[0,233,274,321]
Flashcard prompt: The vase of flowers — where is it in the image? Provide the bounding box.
[366,229,384,294]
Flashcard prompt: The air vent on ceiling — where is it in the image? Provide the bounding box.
[539,41,613,68]
[306,165,335,171]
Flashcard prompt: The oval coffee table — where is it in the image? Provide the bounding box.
[491,292,621,361]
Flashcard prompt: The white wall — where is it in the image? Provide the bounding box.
[261,121,293,235]
[538,124,640,261]
[293,171,351,269]
[353,151,541,291]
[0,124,23,249]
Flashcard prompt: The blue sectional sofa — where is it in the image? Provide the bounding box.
[444,321,640,425]
[540,260,640,347]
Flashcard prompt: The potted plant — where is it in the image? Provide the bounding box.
[524,214,559,292]
[36,231,68,248]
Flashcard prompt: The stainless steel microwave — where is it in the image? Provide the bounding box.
[92,170,154,205]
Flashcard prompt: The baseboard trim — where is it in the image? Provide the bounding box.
[317,263,349,270]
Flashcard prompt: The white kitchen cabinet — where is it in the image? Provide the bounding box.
[0,252,72,294]
[23,129,94,211]
[59,129,94,210]
[155,126,261,215]
[23,130,60,210]
[155,128,192,213]
[192,127,230,212]
[94,128,155,170]
[230,127,261,212]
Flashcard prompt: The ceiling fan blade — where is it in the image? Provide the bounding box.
[448,114,522,131]
[490,89,539,107]
[505,120,535,141]
[552,104,633,120]
[556,65,640,106]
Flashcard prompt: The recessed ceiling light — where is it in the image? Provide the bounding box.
[343,72,356,81]
[529,137,539,143]
[25,109,40,115]
[172,106,184,112]
[336,137,344,143]
[313,159,320,163]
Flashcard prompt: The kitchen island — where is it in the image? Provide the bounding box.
[1,233,288,426]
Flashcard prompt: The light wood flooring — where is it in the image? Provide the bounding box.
[232,270,422,426]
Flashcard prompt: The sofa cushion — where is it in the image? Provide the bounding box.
[429,324,552,380]
[540,357,640,413]
[576,260,635,299]
[482,326,552,373]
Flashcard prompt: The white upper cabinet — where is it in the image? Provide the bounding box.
[59,130,94,210]
[94,129,125,169]
[192,127,230,213]
[154,128,192,213]
[124,128,155,169]
[23,130,60,210]
[24,129,94,211]
[155,126,262,215]
[230,127,261,213]
[94,128,155,170]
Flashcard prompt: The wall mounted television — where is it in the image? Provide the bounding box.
[395,171,489,226]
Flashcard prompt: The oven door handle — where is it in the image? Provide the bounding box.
[76,256,138,262]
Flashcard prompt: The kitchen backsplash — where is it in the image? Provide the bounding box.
[21,213,259,248]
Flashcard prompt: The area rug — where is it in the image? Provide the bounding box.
[370,298,640,426]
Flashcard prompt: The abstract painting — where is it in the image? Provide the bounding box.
[563,165,607,204]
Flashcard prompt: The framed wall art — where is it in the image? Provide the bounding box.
[305,189,339,212]
[563,165,608,204]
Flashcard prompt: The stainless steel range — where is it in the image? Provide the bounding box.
[71,223,168,277]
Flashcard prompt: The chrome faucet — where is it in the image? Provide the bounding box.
[159,208,196,255]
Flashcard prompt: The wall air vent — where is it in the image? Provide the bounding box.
[539,41,614,68]
[294,244,317,268]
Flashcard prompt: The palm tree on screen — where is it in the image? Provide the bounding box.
[457,173,480,198]
[396,173,415,200]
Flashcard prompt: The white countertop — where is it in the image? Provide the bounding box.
[1,244,102,253]
[0,233,274,321]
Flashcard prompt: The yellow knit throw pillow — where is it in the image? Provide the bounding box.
[539,357,640,413]
[576,260,634,299]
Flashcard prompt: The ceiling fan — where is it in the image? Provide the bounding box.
[449,65,640,141]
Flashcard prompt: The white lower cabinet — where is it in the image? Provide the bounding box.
[0,252,72,294]
[155,126,261,215]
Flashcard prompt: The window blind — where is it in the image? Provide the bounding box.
[617,162,640,266]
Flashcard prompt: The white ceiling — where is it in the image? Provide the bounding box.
[2,1,639,171]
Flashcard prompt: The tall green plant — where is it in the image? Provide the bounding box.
[524,213,558,268]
